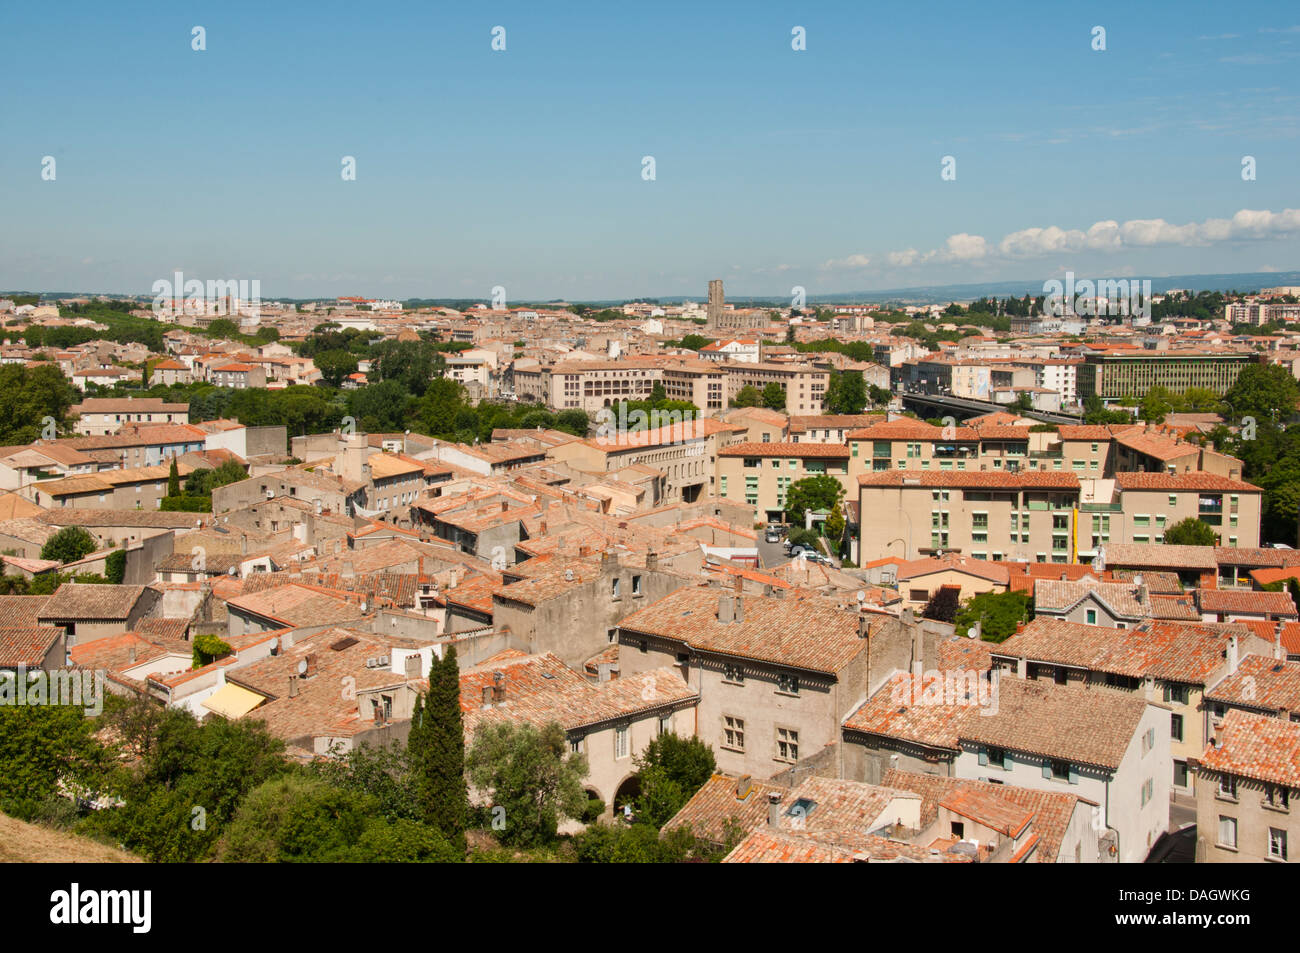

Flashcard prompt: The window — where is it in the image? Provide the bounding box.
[1141,777,1154,807]
[722,664,744,684]
[1218,775,1238,801]
[776,727,799,762]
[614,725,629,759]
[611,578,621,599]
[1141,727,1156,756]
[1050,759,1070,781]
[723,715,745,751]
[1163,684,1190,705]
[777,673,800,695]
[986,746,1005,769]
[1265,786,1290,811]
[1171,713,1184,742]
[658,713,672,736]
[569,736,584,754]
[1270,828,1288,861]
[632,575,643,597]
[1085,608,1097,625]
[1218,815,1237,849]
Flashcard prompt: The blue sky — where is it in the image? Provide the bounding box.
[2,0,1298,300]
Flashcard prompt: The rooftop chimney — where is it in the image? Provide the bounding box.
[288,675,299,698]
[481,685,493,708]
[493,670,506,702]
[646,549,658,570]
[718,593,734,624]
[734,594,744,623]
[767,792,782,828]
[1227,634,1239,674]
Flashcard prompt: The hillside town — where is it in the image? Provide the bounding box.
[1,279,1298,866]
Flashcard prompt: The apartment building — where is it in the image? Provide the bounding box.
[1099,472,1262,550]
[857,471,1082,563]
[210,362,268,388]
[720,362,829,414]
[660,359,726,411]
[1077,351,1262,401]
[1192,710,1299,863]
[32,462,194,511]
[716,442,852,523]
[70,398,190,436]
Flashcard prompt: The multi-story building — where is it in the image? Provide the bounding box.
[719,363,829,415]
[857,471,1082,563]
[1192,709,1300,863]
[1077,351,1262,401]
[70,398,190,436]
[716,442,852,523]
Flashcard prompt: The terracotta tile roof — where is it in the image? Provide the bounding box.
[898,555,1010,586]
[1197,588,1298,617]
[1100,542,1218,571]
[618,585,871,675]
[1205,655,1300,715]
[460,652,697,734]
[1033,576,1149,618]
[0,625,64,666]
[939,637,994,672]
[718,441,850,458]
[859,471,1080,490]
[1198,708,1300,789]
[997,618,1245,685]
[661,774,786,844]
[39,584,148,621]
[0,595,53,628]
[1114,472,1260,492]
[846,675,1149,770]
[225,584,369,628]
[883,768,1089,863]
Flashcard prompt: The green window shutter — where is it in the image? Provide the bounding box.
[1042,760,1052,779]
[978,749,988,766]
[1068,764,1079,785]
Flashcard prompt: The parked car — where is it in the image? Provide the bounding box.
[765,529,782,543]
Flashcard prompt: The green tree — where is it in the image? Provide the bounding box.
[315,348,360,387]
[784,475,845,526]
[631,733,716,829]
[219,774,372,862]
[0,700,105,820]
[167,458,181,498]
[1224,363,1300,426]
[206,318,239,339]
[730,385,762,408]
[823,500,846,554]
[953,590,1033,642]
[1139,386,1176,424]
[825,370,868,415]
[0,364,78,444]
[409,646,467,850]
[105,548,126,585]
[465,721,588,848]
[40,526,96,564]
[1163,517,1219,546]
[760,382,786,411]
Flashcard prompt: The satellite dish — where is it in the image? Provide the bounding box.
[297,659,308,675]
[856,590,866,603]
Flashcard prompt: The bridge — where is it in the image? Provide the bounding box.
[897,390,1083,426]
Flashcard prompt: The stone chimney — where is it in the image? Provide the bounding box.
[1227,634,1239,674]
[646,549,658,570]
[718,593,734,624]
[1275,625,1284,662]
[734,594,744,623]
[767,792,782,828]
[288,675,299,698]
[493,670,506,702]
[405,654,421,677]
[481,685,493,708]
[597,662,613,683]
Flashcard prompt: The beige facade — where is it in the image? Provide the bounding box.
[716,443,852,522]
[721,363,829,415]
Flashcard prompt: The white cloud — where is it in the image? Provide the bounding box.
[871,207,1300,269]
[819,253,872,270]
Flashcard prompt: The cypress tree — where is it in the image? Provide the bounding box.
[167,457,180,498]
[425,645,467,848]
